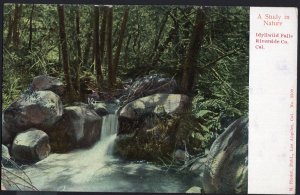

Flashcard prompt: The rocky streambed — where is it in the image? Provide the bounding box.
[2,75,248,193]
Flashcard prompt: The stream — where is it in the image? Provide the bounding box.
[18,108,196,192]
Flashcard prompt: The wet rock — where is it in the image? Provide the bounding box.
[93,102,109,116]
[120,93,189,120]
[47,106,102,152]
[121,75,178,105]
[73,102,90,107]
[186,186,203,193]
[1,184,6,190]
[2,144,12,167]
[202,116,248,194]
[2,144,10,159]
[4,91,63,134]
[2,123,15,145]
[115,115,181,161]
[11,128,51,163]
[31,75,65,97]
[116,94,190,161]
[189,157,207,176]
[174,149,188,162]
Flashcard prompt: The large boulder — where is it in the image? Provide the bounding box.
[31,75,65,97]
[119,93,189,120]
[115,94,190,161]
[4,91,63,134]
[47,106,102,152]
[121,75,178,105]
[118,93,189,136]
[11,128,51,163]
[201,116,248,194]
[114,116,180,161]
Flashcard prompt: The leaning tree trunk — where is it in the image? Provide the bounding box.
[106,7,114,89]
[57,4,75,102]
[151,11,178,67]
[180,7,205,94]
[112,7,129,85]
[149,10,169,61]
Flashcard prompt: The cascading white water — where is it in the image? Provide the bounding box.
[24,111,121,184]
[99,113,119,155]
[21,106,191,192]
[101,114,119,139]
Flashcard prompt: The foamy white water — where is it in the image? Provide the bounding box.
[16,110,193,192]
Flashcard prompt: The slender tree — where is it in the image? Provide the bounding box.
[57,4,74,101]
[181,7,205,94]
[151,9,178,67]
[106,6,114,89]
[124,35,131,68]
[28,4,34,50]
[99,7,107,73]
[5,13,13,48]
[178,7,193,64]
[74,6,82,93]
[93,5,103,90]
[132,10,141,66]
[82,11,94,68]
[112,7,129,81]
[149,10,170,61]
[12,4,22,49]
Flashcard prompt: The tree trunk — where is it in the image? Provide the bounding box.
[74,6,82,93]
[151,14,178,67]
[82,12,94,69]
[180,7,205,94]
[94,6,103,90]
[171,9,180,58]
[112,7,129,82]
[12,4,22,49]
[106,7,114,89]
[28,4,34,50]
[178,8,192,64]
[99,7,107,74]
[57,4,74,102]
[124,35,131,68]
[5,13,13,48]
[132,11,140,66]
[149,11,169,61]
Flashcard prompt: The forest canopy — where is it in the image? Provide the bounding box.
[2,4,249,138]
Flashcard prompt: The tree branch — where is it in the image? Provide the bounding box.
[202,50,237,70]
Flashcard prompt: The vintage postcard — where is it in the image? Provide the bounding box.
[1,3,297,194]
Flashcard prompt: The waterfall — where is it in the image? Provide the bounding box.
[99,113,119,156]
[101,114,119,139]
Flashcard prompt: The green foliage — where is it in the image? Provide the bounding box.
[3,49,25,109]
[192,86,248,135]
[176,110,216,155]
[2,4,249,155]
